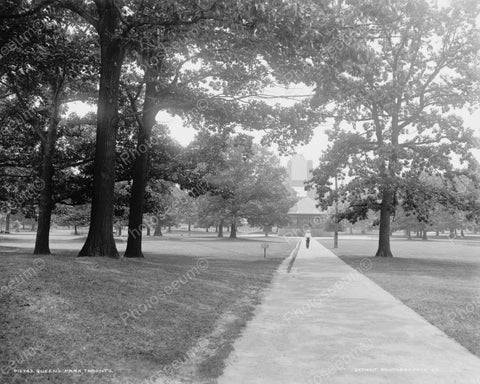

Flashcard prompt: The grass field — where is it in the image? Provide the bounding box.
[319,237,480,358]
[0,231,295,384]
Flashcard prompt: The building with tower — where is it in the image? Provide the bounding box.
[280,154,329,236]
[286,154,314,198]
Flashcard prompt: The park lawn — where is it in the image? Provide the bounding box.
[0,235,295,384]
[319,237,480,358]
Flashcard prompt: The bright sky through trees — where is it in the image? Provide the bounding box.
[65,0,479,167]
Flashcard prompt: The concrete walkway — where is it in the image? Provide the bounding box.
[218,239,480,384]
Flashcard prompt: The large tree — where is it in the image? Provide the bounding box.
[204,136,294,239]
[2,0,326,257]
[121,0,330,257]
[2,0,214,256]
[308,0,480,256]
[243,151,297,236]
[0,8,97,254]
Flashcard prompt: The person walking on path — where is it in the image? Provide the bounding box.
[305,229,311,249]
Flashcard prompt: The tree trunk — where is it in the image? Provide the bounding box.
[5,213,10,234]
[124,67,159,258]
[22,222,25,230]
[406,229,412,240]
[188,220,191,231]
[264,225,269,237]
[461,229,465,237]
[422,230,428,241]
[74,225,78,235]
[154,218,163,236]
[146,225,151,236]
[31,221,36,231]
[34,91,60,255]
[206,227,209,232]
[117,225,122,237]
[229,222,237,239]
[375,188,394,257]
[375,112,400,257]
[218,220,224,238]
[167,226,171,233]
[79,4,125,258]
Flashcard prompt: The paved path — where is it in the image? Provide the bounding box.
[218,238,480,384]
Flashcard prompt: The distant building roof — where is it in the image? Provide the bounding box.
[288,196,322,215]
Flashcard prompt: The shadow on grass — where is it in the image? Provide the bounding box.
[0,238,294,384]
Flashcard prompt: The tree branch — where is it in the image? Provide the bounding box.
[60,0,99,30]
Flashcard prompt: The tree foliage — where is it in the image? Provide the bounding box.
[307,0,480,256]
[198,135,295,238]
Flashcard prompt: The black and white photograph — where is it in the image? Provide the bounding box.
[1,0,479,383]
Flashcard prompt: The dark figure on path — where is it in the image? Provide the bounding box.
[305,229,311,249]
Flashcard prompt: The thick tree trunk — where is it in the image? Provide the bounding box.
[167,226,171,233]
[5,213,10,234]
[375,188,394,257]
[218,220,223,238]
[124,67,158,258]
[74,225,78,235]
[229,222,237,239]
[422,230,428,240]
[264,225,269,237]
[374,108,400,257]
[79,5,125,258]
[34,93,60,255]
